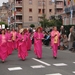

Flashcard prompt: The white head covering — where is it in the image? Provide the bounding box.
[20,28,24,33]
[7,28,10,30]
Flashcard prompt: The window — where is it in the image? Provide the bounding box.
[29,8,32,12]
[38,17,42,21]
[49,9,52,12]
[49,1,52,5]
[38,9,42,14]
[42,1,45,6]
[38,1,41,6]
[16,8,22,12]
[29,16,33,21]
[16,1,22,4]
[29,0,32,4]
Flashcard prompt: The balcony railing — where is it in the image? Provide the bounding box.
[63,17,75,25]
[56,11,63,15]
[16,19,22,21]
[65,5,75,13]
[15,19,22,23]
[16,11,22,15]
[15,3,22,7]
[56,0,63,1]
[56,5,63,9]
[72,17,75,24]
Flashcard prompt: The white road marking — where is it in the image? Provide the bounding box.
[46,73,62,75]
[31,65,45,69]
[73,62,75,64]
[32,58,51,66]
[8,67,22,71]
[53,63,67,66]
[73,71,75,74]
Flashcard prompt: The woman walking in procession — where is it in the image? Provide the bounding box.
[51,26,60,59]
[17,28,28,61]
[34,27,44,59]
[26,29,32,51]
[6,29,13,55]
[11,28,17,50]
[0,29,8,63]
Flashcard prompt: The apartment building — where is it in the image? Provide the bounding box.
[0,3,10,24]
[55,0,64,15]
[63,0,75,25]
[9,0,64,28]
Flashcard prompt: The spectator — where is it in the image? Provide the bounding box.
[60,26,65,35]
[60,34,64,50]
[63,35,68,49]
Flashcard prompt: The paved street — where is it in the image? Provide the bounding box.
[0,45,75,75]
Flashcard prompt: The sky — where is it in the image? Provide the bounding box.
[0,0,8,6]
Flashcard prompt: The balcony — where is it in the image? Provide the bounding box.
[15,3,22,7]
[56,5,63,9]
[63,17,75,25]
[65,5,75,13]
[56,12,63,15]
[72,17,75,24]
[56,0,63,1]
[16,11,22,15]
[15,19,22,24]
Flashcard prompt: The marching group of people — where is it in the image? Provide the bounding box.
[0,25,75,63]
[0,28,32,63]
[43,26,75,52]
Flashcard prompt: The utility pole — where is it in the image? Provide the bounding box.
[43,0,44,28]
[12,0,16,29]
[70,0,73,25]
[55,0,56,15]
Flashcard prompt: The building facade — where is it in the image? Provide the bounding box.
[55,0,64,15]
[0,3,10,24]
[9,0,64,28]
[63,0,75,25]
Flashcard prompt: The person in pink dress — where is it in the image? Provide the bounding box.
[0,29,8,63]
[34,27,44,59]
[26,29,32,51]
[16,30,21,49]
[11,28,17,50]
[17,28,28,61]
[50,26,60,59]
[6,29,13,55]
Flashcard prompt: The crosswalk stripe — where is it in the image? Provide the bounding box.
[8,67,22,71]
[31,65,45,69]
[46,73,62,75]
[73,62,75,64]
[32,58,51,66]
[73,71,75,74]
[53,63,67,66]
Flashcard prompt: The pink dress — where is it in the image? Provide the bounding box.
[11,31,17,50]
[17,34,28,60]
[0,35,8,61]
[51,30,60,57]
[26,32,32,51]
[6,32,13,55]
[16,32,21,49]
[34,32,44,58]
